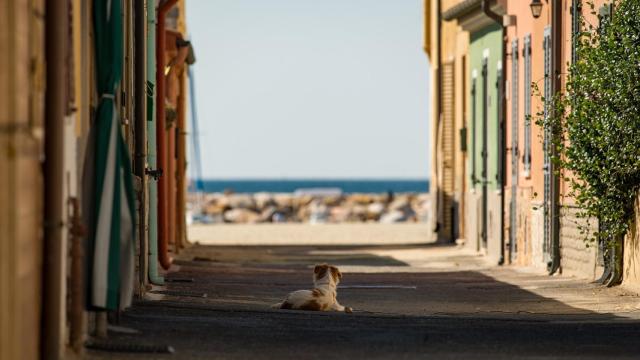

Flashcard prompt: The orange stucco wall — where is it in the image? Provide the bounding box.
[504,0,553,268]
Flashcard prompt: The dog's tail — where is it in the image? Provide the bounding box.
[271,301,283,309]
[272,301,293,309]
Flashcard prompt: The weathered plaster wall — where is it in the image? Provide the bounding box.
[516,187,533,266]
[530,201,547,272]
[465,190,482,253]
[0,0,45,359]
[559,206,598,279]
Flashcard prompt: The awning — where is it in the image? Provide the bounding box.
[442,0,483,21]
[442,0,505,33]
[90,0,136,311]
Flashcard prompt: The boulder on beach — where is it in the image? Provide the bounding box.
[204,203,228,215]
[215,194,231,209]
[273,193,295,208]
[350,204,367,221]
[258,206,278,223]
[349,193,375,205]
[388,196,412,212]
[253,192,276,209]
[190,190,429,225]
[322,195,343,207]
[414,195,431,223]
[227,194,256,209]
[366,202,386,219]
[308,199,329,224]
[379,210,407,223]
[223,208,260,223]
[330,206,351,223]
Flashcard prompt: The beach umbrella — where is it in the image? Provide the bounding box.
[90,0,136,311]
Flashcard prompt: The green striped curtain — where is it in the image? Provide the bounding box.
[90,0,136,311]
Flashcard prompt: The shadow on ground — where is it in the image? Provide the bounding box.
[87,243,640,359]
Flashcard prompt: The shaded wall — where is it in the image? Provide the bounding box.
[559,206,598,279]
[466,22,502,262]
[0,0,45,359]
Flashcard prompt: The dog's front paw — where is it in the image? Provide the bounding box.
[345,307,353,313]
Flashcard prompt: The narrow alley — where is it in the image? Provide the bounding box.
[87,225,640,359]
[5,0,640,359]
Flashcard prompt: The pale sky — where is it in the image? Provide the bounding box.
[186,0,430,179]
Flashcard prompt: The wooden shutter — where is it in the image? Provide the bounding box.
[571,0,581,64]
[471,77,477,185]
[441,61,455,238]
[510,39,519,261]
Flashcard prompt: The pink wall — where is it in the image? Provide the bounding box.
[505,0,554,203]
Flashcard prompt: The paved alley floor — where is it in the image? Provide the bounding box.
[88,224,640,359]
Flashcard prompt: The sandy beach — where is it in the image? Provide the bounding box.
[188,223,435,246]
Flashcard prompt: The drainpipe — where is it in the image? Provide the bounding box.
[481,0,502,26]
[548,0,562,275]
[156,0,178,270]
[135,0,149,290]
[482,0,507,265]
[168,121,177,253]
[147,0,165,284]
[176,66,188,250]
[43,0,68,357]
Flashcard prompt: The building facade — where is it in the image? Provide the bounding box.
[436,0,507,264]
[426,0,640,288]
[425,0,472,245]
[0,1,195,359]
[503,0,555,272]
[0,1,46,358]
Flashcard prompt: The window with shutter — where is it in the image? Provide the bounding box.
[571,0,581,64]
[511,39,519,180]
[510,39,519,261]
[481,58,489,250]
[496,62,504,186]
[522,34,532,176]
[471,75,477,187]
[598,3,613,32]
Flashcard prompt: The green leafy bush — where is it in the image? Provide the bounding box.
[536,0,640,246]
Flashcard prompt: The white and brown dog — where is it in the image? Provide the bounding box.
[272,264,352,313]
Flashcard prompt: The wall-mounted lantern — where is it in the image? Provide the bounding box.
[530,0,543,18]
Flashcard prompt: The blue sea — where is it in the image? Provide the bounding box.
[191,179,429,194]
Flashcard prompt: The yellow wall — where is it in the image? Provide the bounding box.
[0,0,46,359]
[427,0,469,242]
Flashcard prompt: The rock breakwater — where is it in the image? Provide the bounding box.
[188,192,430,224]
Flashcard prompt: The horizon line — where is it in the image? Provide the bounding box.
[193,177,430,181]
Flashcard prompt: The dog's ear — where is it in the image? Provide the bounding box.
[330,266,342,282]
[314,264,328,274]
[314,264,329,279]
